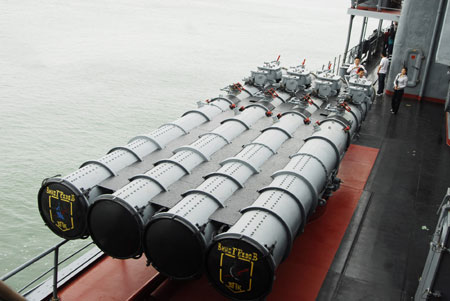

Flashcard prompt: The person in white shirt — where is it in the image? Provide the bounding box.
[377,52,389,95]
[356,68,366,80]
[391,67,408,114]
[347,57,366,76]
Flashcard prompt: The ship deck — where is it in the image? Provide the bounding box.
[32,64,450,301]
[318,91,450,299]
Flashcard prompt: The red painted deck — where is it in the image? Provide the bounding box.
[57,256,159,301]
[56,144,378,301]
[385,89,446,104]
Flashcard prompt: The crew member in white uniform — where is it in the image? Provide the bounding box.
[377,52,389,95]
[347,57,366,76]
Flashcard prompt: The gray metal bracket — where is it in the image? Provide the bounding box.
[209,102,226,112]
[246,103,270,112]
[243,142,277,155]
[240,205,293,260]
[80,161,117,177]
[347,109,360,129]
[321,117,351,129]
[181,189,224,208]
[210,96,234,105]
[173,146,210,162]
[129,135,163,150]
[258,186,307,235]
[272,169,319,211]
[161,122,189,135]
[261,126,293,139]
[279,111,308,119]
[304,136,340,169]
[198,132,230,144]
[221,118,251,130]
[182,109,211,121]
[203,172,244,189]
[129,174,168,192]
[290,153,329,177]
[257,101,276,111]
[108,146,143,162]
[220,157,260,174]
[154,159,191,175]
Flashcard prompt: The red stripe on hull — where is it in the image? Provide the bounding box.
[385,90,446,104]
[446,112,450,147]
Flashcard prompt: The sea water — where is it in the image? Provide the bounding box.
[0,0,380,289]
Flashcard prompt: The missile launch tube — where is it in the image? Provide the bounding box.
[37,92,248,240]
[143,99,322,280]
[87,95,287,259]
[205,102,366,300]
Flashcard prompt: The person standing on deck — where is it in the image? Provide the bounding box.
[377,52,389,96]
[347,57,366,76]
[391,67,408,114]
[387,26,396,55]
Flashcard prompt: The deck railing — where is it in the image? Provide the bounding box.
[327,29,384,75]
[0,240,99,300]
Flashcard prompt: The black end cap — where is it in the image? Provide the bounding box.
[205,233,276,301]
[37,178,89,240]
[144,213,206,280]
[87,195,144,259]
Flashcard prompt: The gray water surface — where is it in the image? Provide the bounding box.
[0,0,379,288]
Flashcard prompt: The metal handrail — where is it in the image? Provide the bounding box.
[1,240,68,282]
[331,28,385,75]
[1,239,96,300]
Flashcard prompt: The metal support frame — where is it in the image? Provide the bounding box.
[419,0,446,100]
[343,15,355,64]
[358,17,368,57]
[376,19,384,51]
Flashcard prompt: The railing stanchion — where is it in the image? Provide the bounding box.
[51,247,60,301]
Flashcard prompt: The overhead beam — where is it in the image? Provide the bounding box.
[347,8,400,22]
